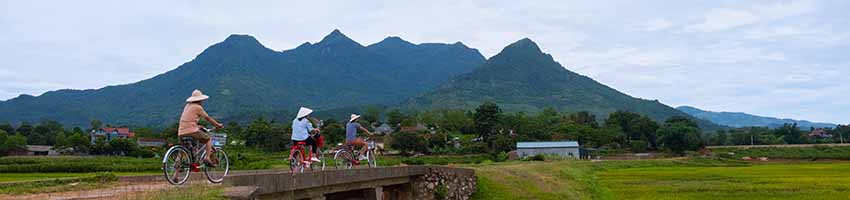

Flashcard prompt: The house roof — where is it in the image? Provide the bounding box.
[517,141,579,149]
[101,127,135,137]
[26,145,53,151]
[137,137,165,143]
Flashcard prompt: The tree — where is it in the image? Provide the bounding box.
[568,111,598,128]
[388,131,428,155]
[362,106,381,126]
[244,118,273,149]
[321,121,345,145]
[386,110,408,128]
[53,132,71,154]
[109,138,139,156]
[708,130,728,146]
[656,118,703,155]
[68,131,90,154]
[775,123,805,144]
[663,116,698,128]
[0,123,14,135]
[832,125,850,144]
[487,134,515,154]
[222,121,244,141]
[630,116,659,148]
[16,122,33,139]
[604,111,641,141]
[90,137,111,155]
[417,110,441,129]
[0,130,27,155]
[474,102,502,140]
[90,119,103,132]
[440,110,473,133]
[133,127,157,138]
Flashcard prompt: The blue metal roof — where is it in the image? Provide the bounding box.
[516,141,579,148]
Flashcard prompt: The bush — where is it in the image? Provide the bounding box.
[629,140,648,153]
[434,183,448,200]
[493,152,509,162]
[522,154,545,161]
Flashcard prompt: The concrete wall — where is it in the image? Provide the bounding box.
[517,147,580,159]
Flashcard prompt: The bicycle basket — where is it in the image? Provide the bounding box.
[210,133,228,147]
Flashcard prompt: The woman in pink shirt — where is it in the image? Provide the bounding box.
[178,89,223,165]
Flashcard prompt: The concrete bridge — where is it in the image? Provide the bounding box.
[221,166,476,200]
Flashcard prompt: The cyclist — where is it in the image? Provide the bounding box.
[292,107,321,162]
[178,89,224,166]
[345,114,373,160]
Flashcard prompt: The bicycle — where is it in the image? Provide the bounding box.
[162,128,229,185]
[289,121,326,173]
[333,137,377,169]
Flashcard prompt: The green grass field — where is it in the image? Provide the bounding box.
[470,159,850,200]
[599,162,850,200]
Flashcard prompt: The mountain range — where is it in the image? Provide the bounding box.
[0,30,484,127]
[408,38,720,130]
[0,30,718,130]
[677,106,836,129]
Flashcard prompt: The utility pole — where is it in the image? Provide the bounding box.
[749,129,754,146]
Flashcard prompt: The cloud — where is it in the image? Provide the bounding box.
[686,8,760,32]
[635,19,675,32]
[685,0,816,32]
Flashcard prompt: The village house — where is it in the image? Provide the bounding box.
[516,141,581,159]
[373,123,393,135]
[808,128,832,138]
[90,127,136,144]
[7,145,60,156]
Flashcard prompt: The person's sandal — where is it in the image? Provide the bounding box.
[204,159,219,167]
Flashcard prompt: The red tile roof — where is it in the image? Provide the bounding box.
[101,127,135,137]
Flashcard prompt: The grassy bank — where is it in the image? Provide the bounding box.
[469,161,609,200]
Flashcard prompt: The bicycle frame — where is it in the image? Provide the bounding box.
[289,142,313,162]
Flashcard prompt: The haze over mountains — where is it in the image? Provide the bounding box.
[677,106,836,129]
[1,29,717,130]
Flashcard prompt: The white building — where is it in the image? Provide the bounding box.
[516,141,580,159]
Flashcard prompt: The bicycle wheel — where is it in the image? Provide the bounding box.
[290,149,304,173]
[204,147,229,183]
[316,149,326,171]
[367,150,377,168]
[333,150,353,169]
[163,146,192,185]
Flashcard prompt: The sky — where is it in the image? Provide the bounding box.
[1,0,848,124]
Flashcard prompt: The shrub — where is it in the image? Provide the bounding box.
[522,154,545,161]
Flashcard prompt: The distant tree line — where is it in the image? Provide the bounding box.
[705,123,850,146]
[2,102,846,157]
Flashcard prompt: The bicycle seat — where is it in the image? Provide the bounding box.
[295,141,307,145]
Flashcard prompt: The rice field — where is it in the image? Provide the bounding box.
[471,159,850,200]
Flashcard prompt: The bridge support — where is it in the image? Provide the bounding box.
[223,166,474,200]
